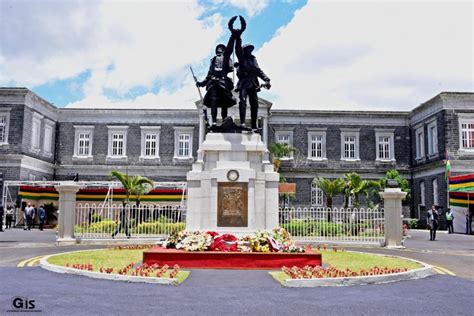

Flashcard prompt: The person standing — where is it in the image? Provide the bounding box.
[0,205,4,232]
[25,203,35,231]
[111,206,130,239]
[38,205,46,231]
[445,208,454,234]
[427,205,439,241]
[5,205,14,229]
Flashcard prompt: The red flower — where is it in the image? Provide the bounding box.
[221,234,237,242]
[206,231,219,238]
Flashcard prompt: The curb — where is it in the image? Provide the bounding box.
[39,250,178,285]
[281,252,435,287]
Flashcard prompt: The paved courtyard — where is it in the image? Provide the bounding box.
[0,228,473,315]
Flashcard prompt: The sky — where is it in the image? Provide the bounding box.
[0,0,472,111]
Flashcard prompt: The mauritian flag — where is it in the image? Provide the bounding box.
[445,150,452,181]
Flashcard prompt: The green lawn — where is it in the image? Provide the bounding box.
[319,250,422,270]
[47,249,189,284]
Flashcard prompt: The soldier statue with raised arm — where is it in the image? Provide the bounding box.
[229,16,271,132]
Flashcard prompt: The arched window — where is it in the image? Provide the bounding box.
[311,181,324,207]
[432,179,438,205]
[420,181,425,206]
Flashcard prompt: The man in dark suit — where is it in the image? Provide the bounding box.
[0,205,4,232]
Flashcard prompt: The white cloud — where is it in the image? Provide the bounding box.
[257,1,473,110]
[66,73,199,109]
[228,0,269,17]
[0,0,223,96]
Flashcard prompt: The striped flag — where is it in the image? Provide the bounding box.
[445,150,451,180]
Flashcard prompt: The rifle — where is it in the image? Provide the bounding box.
[189,67,209,127]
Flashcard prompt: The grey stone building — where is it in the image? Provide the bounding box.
[1,88,473,220]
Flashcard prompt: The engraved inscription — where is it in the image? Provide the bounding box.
[218,182,248,227]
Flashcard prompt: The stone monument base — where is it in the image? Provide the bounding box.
[186,133,279,234]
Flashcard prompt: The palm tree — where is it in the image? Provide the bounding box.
[312,177,343,221]
[378,169,411,204]
[268,142,297,173]
[343,172,380,208]
[110,171,154,206]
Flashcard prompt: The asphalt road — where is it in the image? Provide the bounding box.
[1,228,473,315]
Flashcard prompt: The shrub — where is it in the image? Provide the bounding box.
[282,220,345,237]
[75,220,117,234]
[310,221,344,236]
[282,220,308,236]
[91,214,102,223]
[409,219,418,229]
[131,221,185,235]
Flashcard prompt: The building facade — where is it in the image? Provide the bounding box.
[1,88,473,222]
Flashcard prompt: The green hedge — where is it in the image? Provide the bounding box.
[131,221,185,235]
[75,220,117,234]
[281,220,377,237]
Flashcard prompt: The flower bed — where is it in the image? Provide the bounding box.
[63,261,181,278]
[44,249,190,284]
[281,265,409,279]
[166,227,303,253]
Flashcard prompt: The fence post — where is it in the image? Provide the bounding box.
[379,180,407,248]
[55,182,81,244]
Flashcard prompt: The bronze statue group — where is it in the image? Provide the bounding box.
[196,16,271,133]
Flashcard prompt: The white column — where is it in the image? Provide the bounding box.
[197,111,205,162]
[263,116,269,146]
[55,182,81,244]
[380,187,407,248]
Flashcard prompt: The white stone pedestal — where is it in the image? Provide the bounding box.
[55,182,81,244]
[380,187,407,248]
[186,133,279,235]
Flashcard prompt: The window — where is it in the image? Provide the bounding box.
[307,130,326,160]
[311,182,324,207]
[173,126,194,159]
[43,120,54,154]
[415,126,424,159]
[112,134,124,156]
[31,112,43,150]
[178,134,191,157]
[107,126,128,159]
[275,131,294,159]
[347,195,354,207]
[145,134,157,156]
[427,121,438,155]
[378,136,390,159]
[375,130,395,161]
[0,111,10,144]
[74,126,94,158]
[432,179,438,205]
[78,133,91,156]
[344,136,356,158]
[340,129,360,161]
[460,121,474,150]
[140,126,160,159]
[420,181,425,206]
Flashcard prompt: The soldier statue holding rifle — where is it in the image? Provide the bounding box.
[194,17,240,128]
[192,16,270,133]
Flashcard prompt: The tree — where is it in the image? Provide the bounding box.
[268,142,297,174]
[343,172,380,208]
[378,169,411,204]
[312,177,344,221]
[110,171,154,207]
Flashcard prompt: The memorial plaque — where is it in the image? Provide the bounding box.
[217,182,248,227]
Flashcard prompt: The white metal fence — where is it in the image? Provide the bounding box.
[75,203,186,239]
[279,207,385,245]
